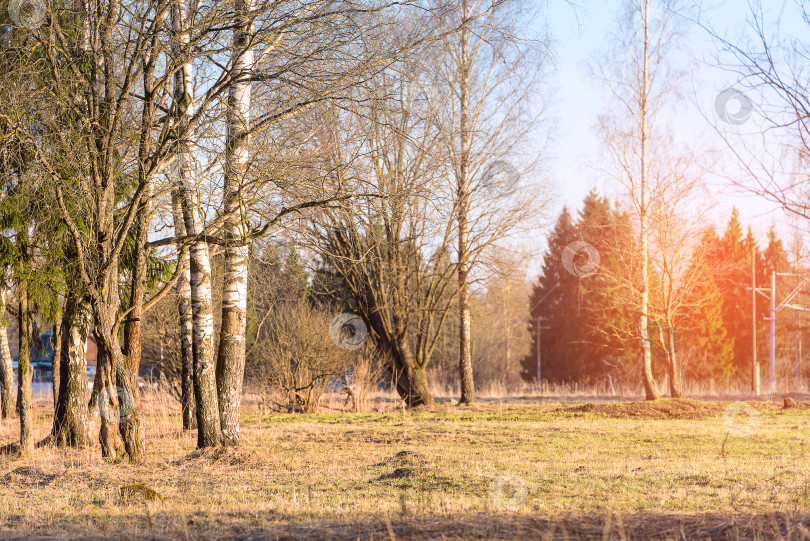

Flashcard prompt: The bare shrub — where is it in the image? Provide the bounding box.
[258,303,352,412]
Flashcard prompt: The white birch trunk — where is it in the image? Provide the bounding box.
[639,0,659,400]
[0,289,15,419]
[457,0,476,404]
[216,0,254,445]
[172,0,220,446]
[52,293,91,446]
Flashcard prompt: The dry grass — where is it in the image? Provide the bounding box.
[1,394,810,539]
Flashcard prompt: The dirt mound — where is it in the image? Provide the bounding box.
[373,450,453,488]
[375,450,425,480]
[559,399,727,420]
[118,484,164,504]
[780,396,810,410]
[173,445,259,467]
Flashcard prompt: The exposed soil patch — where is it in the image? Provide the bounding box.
[558,398,730,420]
[373,450,456,490]
[375,450,426,481]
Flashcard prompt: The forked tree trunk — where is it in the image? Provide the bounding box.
[17,283,33,455]
[173,0,221,447]
[172,193,196,430]
[217,0,254,445]
[456,0,475,405]
[89,333,124,459]
[52,292,91,447]
[180,185,220,448]
[0,290,15,419]
[92,222,144,461]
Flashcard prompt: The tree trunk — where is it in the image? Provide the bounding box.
[0,290,15,419]
[666,323,681,398]
[17,284,33,455]
[173,0,220,447]
[51,317,61,410]
[89,332,124,459]
[456,0,476,405]
[385,338,435,408]
[408,364,434,408]
[217,0,254,445]
[172,193,196,430]
[92,220,144,461]
[52,292,90,447]
[182,190,221,448]
[639,0,659,401]
[123,182,153,410]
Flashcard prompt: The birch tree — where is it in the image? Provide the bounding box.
[437,0,549,403]
[169,0,221,448]
[217,0,255,446]
[0,290,14,419]
[51,290,91,446]
[594,0,684,400]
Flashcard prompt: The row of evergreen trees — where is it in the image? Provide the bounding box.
[521,191,802,390]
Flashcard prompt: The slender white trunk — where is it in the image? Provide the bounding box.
[172,0,220,447]
[0,289,15,419]
[457,0,475,404]
[639,0,659,400]
[217,0,254,445]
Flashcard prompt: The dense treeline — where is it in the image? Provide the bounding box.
[522,191,805,392]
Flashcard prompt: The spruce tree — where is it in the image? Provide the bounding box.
[522,207,582,382]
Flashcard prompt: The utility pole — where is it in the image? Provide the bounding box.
[755,270,808,394]
[535,319,541,387]
[795,321,800,389]
[770,269,776,393]
[752,245,759,395]
[504,282,511,372]
[529,283,557,393]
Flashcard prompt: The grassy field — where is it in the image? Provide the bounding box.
[1,397,810,539]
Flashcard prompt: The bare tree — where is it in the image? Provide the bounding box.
[216,0,256,446]
[311,47,457,407]
[435,0,549,403]
[169,0,221,449]
[647,153,710,397]
[594,0,685,400]
[469,248,532,390]
[698,3,810,227]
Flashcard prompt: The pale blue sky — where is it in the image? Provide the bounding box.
[526,0,806,266]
